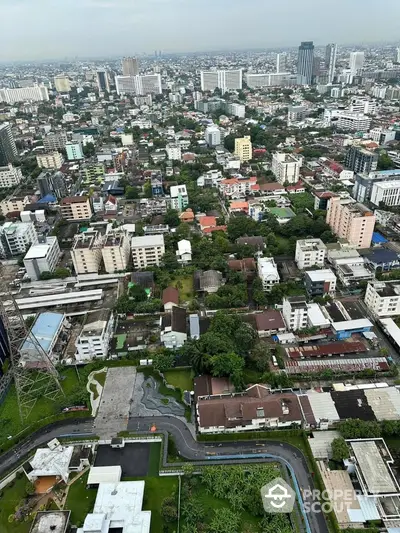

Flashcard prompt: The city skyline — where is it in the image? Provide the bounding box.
[1,0,400,61]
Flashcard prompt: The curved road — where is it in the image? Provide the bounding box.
[0,416,328,533]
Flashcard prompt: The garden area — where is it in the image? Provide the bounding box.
[180,464,294,533]
[65,472,97,527]
[163,368,194,392]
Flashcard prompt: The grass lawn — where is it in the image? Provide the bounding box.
[173,276,193,302]
[164,368,194,391]
[0,367,83,447]
[65,472,97,527]
[122,476,178,533]
[148,442,161,477]
[0,476,32,533]
[94,371,107,388]
[89,383,98,400]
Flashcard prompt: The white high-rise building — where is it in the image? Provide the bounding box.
[0,221,38,258]
[36,152,64,169]
[71,231,103,274]
[54,75,71,93]
[131,235,165,268]
[200,70,242,92]
[365,282,400,317]
[282,296,308,331]
[0,164,22,188]
[0,85,49,104]
[245,72,297,88]
[349,52,365,74]
[115,74,162,95]
[102,232,131,273]
[204,125,221,147]
[272,153,303,184]
[166,144,182,161]
[122,57,139,76]
[325,43,337,83]
[295,239,327,270]
[395,48,400,64]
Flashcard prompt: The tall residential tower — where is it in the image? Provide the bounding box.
[297,41,314,85]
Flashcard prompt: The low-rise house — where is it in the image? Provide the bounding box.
[229,200,249,214]
[304,269,337,297]
[160,306,187,348]
[197,269,223,293]
[196,384,307,433]
[176,239,192,264]
[162,287,179,312]
[199,215,217,231]
[104,194,117,214]
[257,257,280,291]
[236,236,265,250]
[255,310,286,337]
[227,258,256,280]
[179,208,195,223]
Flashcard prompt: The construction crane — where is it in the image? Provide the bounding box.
[0,289,64,422]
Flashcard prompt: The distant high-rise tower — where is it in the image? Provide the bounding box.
[96,69,110,92]
[325,43,337,83]
[122,57,139,76]
[276,53,286,73]
[395,48,400,64]
[0,123,17,166]
[297,41,314,85]
[349,52,365,75]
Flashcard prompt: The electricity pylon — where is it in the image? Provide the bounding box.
[0,291,64,422]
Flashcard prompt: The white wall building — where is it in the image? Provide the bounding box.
[66,142,84,161]
[272,152,303,184]
[0,85,49,103]
[0,164,22,188]
[75,310,114,361]
[131,234,165,268]
[245,72,297,88]
[337,113,371,132]
[371,180,400,207]
[77,481,150,533]
[295,238,327,269]
[23,236,61,281]
[115,74,162,95]
[102,232,130,273]
[257,257,280,291]
[200,69,242,92]
[166,143,181,161]
[204,125,221,147]
[282,296,308,331]
[71,231,103,274]
[176,239,192,264]
[0,221,38,257]
[36,152,64,169]
[170,184,188,212]
[364,281,400,317]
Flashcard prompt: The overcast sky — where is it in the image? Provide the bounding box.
[1,0,400,61]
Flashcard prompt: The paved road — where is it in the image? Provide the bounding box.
[0,416,328,533]
[129,416,328,533]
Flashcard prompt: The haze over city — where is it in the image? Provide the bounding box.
[2,0,400,60]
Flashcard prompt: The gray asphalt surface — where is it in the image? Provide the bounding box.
[0,416,328,533]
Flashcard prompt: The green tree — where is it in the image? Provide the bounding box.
[25,482,36,495]
[129,284,148,302]
[248,342,271,372]
[209,509,240,533]
[378,152,395,170]
[331,437,350,462]
[143,181,152,198]
[53,267,71,279]
[125,186,139,199]
[153,351,175,372]
[210,352,245,389]
[164,209,180,227]
[160,496,178,522]
[83,142,96,157]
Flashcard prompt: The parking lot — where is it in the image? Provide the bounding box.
[94,442,152,477]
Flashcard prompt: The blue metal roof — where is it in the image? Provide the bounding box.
[22,312,64,355]
[372,231,388,244]
[38,194,57,203]
[365,249,399,264]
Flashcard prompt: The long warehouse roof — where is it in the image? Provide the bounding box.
[16,289,103,309]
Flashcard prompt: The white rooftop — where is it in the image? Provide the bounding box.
[307,390,340,423]
[88,466,122,485]
[307,303,330,327]
[350,440,399,495]
[24,237,58,260]
[306,269,336,282]
[332,318,372,331]
[258,257,279,279]
[79,481,151,533]
[131,234,164,248]
[308,430,340,459]
[170,184,187,198]
[29,444,73,483]
[177,239,191,253]
[381,318,400,349]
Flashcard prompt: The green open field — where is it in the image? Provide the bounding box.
[0,367,85,450]
[0,476,32,533]
[65,472,97,527]
[141,477,178,533]
[173,276,194,301]
[164,368,194,391]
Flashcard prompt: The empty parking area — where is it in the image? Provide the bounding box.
[93,367,137,438]
[94,442,153,477]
